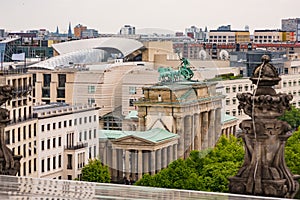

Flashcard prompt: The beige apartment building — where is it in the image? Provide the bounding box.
[2,73,39,178]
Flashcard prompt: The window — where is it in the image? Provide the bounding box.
[23,144,26,158]
[34,123,37,137]
[226,98,230,106]
[94,115,97,122]
[79,118,82,124]
[79,132,82,142]
[58,155,62,168]
[238,85,242,92]
[53,156,56,170]
[88,98,95,105]
[28,125,31,138]
[129,99,135,107]
[89,116,92,123]
[129,86,136,94]
[88,85,95,93]
[47,157,51,171]
[47,124,50,131]
[89,130,92,140]
[29,160,32,174]
[12,130,15,144]
[84,117,87,123]
[64,121,67,127]
[34,158,37,172]
[94,129,97,139]
[18,128,21,142]
[283,82,287,87]
[244,85,248,91]
[41,159,45,172]
[232,86,236,93]
[232,98,236,105]
[23,126,26,140]
[58,74,66,87]
[53,138,56,148]
[5,131,10,145]
[58,122,61,128]
[69,120,72,127]
[84,131,87,140]
[67,154,72,169]
[58,136,62,147]
[53,123,56,130]
[74,119,77,126]
[47,139,51,149]
[23,162,26,176]
[34,141,37,154]
[41,125,45,132]
[41,141,45,151]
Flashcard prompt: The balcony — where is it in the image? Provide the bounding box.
[64,143,88,150]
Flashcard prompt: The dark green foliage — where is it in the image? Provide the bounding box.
[285,129,300,175]
[81,159,111,183]
[278,106,300,129]
[135,135,244,193]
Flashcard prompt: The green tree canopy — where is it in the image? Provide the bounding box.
[81,159,111,183]
[278,106,300,129]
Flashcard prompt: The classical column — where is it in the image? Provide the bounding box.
[143,151,149,174]
[194,113,201,150]
[138,150,143,179]
[111,149,117,182]
[156,149,161,172]
[150,151,156,175]
[175,116,185,158]
[201,112,209,149]
[173,144,178,160]
[117,149,123,180]
[208,109,216,147]
[215,108,222,143]
[131,150,136,179]
[161,148,168,168]
[167,145,173,164]
[184,115,192,158]
[125,150,130,178]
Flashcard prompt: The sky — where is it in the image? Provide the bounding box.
[1,0,300,34]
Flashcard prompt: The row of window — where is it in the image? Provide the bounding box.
[41,115,97,132]
[282,80,300,87]
[41,155,62,173]
[6,123,37,145]
[226,109,242,117]
[12,141,37,158]
[41,137,62,151]
[225,85,254,93]
[79,129,97,142]
[22,158,37,176]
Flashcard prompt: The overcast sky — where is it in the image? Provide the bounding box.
[1,0,299,34]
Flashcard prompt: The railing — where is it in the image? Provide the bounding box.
[64,143,88,150]
[0,175,292,200]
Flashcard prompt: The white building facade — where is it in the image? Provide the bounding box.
[34,103,100,180]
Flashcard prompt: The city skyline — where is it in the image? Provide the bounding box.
[1,0,300,34]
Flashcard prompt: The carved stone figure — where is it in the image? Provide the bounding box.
[0,85,21,175]
[229,55,299,198]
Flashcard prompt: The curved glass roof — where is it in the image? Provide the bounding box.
[28,37,144,70]
[52,37,144,57]
[28,49,106,70]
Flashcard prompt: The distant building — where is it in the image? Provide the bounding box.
[281,18,300,42]
[185,26,207,41]
[217,25,231,31]
[119,25,136,35]
[74,24,87,39]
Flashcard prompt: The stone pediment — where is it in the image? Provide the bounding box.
[112,135,155,146]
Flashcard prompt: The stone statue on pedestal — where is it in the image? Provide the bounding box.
[229,55,299,198]
[0,85,21,175]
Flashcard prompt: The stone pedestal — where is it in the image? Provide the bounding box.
[229,55,299,198]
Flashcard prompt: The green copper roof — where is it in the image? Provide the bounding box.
[221,113,237,124]
[124,110,138,119]
[99,128,179,143]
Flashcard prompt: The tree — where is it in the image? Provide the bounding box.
[81,159,111,183]
[278,106,300,129]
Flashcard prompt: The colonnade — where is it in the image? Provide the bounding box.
[175,108,222,159]
[105,143,178,182]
